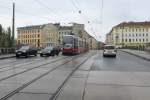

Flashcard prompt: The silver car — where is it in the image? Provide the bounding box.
[103,45,117,57]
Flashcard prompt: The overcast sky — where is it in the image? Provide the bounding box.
[0,0,150,42]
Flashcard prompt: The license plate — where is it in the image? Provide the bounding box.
[108,51,112,53]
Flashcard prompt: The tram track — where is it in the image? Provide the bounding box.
[0,56,68,83]
[0,52,92,100]
[0,56,64,73]
[0,56,44,69]
[50,52,95,100]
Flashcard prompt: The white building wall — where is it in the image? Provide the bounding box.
[112,26,150,47]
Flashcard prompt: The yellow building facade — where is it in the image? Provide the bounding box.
[17,25,43,48]
[17,24,59,48]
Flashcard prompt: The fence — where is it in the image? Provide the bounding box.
[0,48,15,55]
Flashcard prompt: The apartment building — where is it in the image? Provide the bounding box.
[17,23,59,48]
[88,35,98,50]
[105,30,113,45]
[106,22,150,49]
[17,25,43,48]
[58,26,73,45]
[41,24,59,48]
[17,22,98,49]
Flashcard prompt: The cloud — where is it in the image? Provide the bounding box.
[1,0,150,42]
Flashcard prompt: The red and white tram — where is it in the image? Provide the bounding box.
[62,35,88,55]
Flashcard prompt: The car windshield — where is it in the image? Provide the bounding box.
[104,46,115,49]
[44,47,53,50]
[19,46,29,50]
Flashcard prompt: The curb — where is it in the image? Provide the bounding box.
[120,50,150,61]
[0,55,15,60]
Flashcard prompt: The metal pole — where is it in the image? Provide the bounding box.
[12,3,15,47]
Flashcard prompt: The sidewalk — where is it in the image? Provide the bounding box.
[120,49,150,61]
[0,54,15,59]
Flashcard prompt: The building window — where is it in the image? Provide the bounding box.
[143,34,144,36]
[129,34,131,37]
[146,39,148,42]
[139,39,141,42]
[132,34,134,37]
[143,39,144,42]
[136,39,138,42]
[132,29,134,32]
[129,39,131,42]
[143,29,144,32]
[136,34,137,37]
[146,34,148,36]
[132,39,134,42]
[136,29,138,32]
[139,34,141,37]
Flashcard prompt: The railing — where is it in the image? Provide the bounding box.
[0,48,15,55]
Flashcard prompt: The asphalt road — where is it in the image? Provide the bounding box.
[0,51,96,100]
[91,50,150,72]
[55,50,150,100]
[0,51,150,100]
[85,50,150,100]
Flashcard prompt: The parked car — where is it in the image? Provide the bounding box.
[103,45,117,57]
[40,47,54,57]
[16,45,37,58]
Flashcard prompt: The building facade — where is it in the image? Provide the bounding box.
[105,30,113,45]
[41,24,59,48]
[106,22,150,49]
[58,26,73,45]
[88,36,98,50]
[17,22,98,49]
[17,25,43,48]
[17,24,59,48]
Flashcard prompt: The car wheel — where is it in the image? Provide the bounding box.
[25,53,28,58]
[16,55,19,58]
[103,54,105,57]
[40,54,43,57]
[34,53,37,56]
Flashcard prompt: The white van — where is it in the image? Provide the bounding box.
[103,45,117,57]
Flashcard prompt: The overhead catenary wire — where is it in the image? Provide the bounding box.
[75,0,103,41]
[0,4,51,21]
[33,0,62,18]
[69,0,99,40]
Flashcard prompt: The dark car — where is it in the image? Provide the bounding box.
[40,47,54,57]
[16,45,37,58]
[53,46,61,56]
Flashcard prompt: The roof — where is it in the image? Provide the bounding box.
[58,26,73,30]
[17,24,46,30]
[17,23,60,30]
[114,21,150,28]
